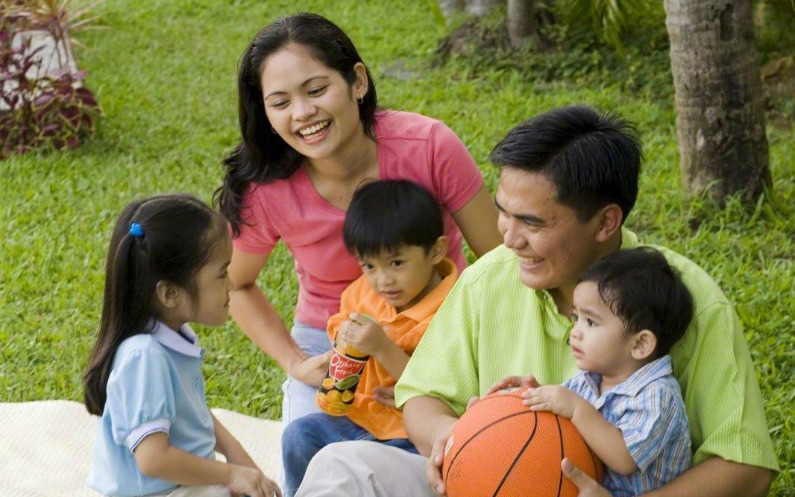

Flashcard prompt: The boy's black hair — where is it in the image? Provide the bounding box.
[343,179,444,259]
[489,105,641,224]
[579,247,694,358]
[83,194,228,416]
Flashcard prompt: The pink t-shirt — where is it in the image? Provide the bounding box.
[234,110,484,329]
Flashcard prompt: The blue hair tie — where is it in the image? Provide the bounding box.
[129,222,144,238]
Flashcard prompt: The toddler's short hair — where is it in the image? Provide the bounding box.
[579,247,694,357]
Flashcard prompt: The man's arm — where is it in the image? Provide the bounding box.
[403,395,460,496]
[563,457,773,497]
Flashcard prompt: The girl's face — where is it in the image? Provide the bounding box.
[259,44,368,164]
[184,233,233,327]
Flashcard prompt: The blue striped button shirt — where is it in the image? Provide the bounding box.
[563,355,692,497]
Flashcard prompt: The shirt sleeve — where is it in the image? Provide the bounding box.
[678,300,778,470]
[232,187,280,255]
[427,120,484,215]
[395,272,482,416]
[106,346,176,452]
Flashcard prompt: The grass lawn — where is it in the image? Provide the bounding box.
[1,1,792,494]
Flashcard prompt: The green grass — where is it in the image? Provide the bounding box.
[1,1,793,494]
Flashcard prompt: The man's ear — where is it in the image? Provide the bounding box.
[155,280,183,309]
[593,204,624,243]
[430,236,449,264]
[631,330,657,361]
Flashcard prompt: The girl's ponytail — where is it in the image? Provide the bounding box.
[83,195,226,415]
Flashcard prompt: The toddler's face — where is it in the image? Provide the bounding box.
[357,244,440,312]
[569,281,634,378]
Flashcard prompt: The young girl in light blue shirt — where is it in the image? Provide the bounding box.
[83,194,281,497]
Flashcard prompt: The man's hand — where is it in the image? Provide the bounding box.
[562,458,613,497]
[484,374,540,396]
[425,423,454,496]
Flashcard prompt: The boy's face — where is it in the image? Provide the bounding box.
[569,281,637,380]
[357,243,443,312]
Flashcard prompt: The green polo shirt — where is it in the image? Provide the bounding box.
[395,229,778,471]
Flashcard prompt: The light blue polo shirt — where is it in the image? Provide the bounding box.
[87,321,216,496]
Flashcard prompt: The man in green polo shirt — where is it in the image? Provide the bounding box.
[294,106,778,497]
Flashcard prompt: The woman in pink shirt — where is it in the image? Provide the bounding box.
[215,12,501,426]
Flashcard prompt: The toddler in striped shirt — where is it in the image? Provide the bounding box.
[498,247,694,496]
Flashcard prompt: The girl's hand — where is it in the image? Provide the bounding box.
[290,350,333,387]
[336,313,390,356]
[227,465,282,497]
[522,385,581,419]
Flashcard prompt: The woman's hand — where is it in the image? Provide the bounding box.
[289,350,333,387]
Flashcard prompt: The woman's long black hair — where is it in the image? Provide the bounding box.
[214,12,379,236]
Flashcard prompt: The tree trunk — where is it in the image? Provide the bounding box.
[664,0,771,204]
[506,0,539,48]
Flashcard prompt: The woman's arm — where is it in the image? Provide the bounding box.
[451,185,502,258]
[228,250,328,386]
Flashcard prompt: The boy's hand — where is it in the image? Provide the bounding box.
[522,385,582,419]
[227,465,282,497]
[337,313,390,356]
[373,386,396,407]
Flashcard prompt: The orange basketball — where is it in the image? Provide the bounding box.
[442,389,605,497]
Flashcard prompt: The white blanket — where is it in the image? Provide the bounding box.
[0,400,283,496]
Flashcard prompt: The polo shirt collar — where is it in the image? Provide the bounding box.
[620,227,639,249]
[151,320,202,358]
[583,355,673,398]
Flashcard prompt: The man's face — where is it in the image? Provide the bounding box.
[495,167,604,301]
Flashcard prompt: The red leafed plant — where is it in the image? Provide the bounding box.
[1,1,102,159]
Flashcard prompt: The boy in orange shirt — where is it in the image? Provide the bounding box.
[280,179,458,497]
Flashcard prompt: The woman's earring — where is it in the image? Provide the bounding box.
[357,94,364,105]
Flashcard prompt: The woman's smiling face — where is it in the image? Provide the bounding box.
[259,43,367,163]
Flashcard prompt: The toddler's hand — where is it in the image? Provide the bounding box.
[522,385,580,419]
[227,464,282,497]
